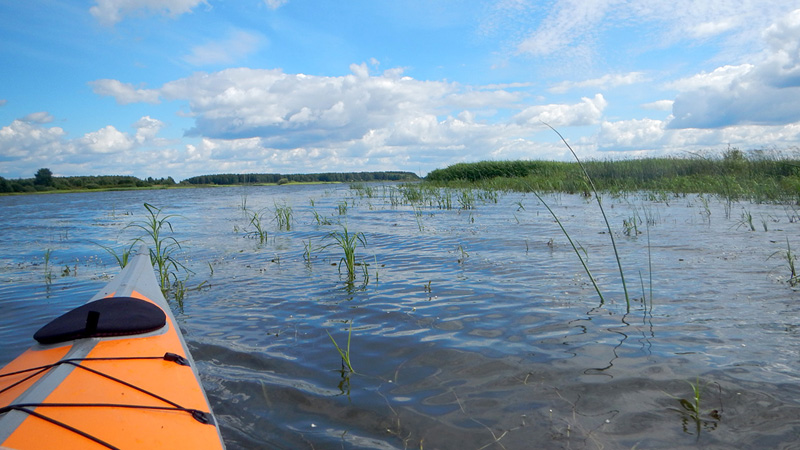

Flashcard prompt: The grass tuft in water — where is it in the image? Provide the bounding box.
[456,244,469,264]
[327,321,356,373]
[770,238,799,286]
[97,241,136,268]
[412,204,425,232]
[735,209,756,231]
[245,208,269,244]
[350,182,374,198]
[43,248,53,285]
[310,198,332,225]
[457,189,475,210]
[274,202,292,231]
[324,225,368,282]
[127,203,191,296]
[302,239,312,265]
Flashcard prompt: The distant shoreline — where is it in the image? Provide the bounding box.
[0,170,420,196]
[0,180,397,196]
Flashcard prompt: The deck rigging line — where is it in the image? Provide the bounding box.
[0,352,214,449]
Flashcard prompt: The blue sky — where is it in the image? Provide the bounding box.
[3,0,800,180]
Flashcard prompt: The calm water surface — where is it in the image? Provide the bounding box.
[1,185,799,449]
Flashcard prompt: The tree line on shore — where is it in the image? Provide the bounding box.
[182,171,419,185]
[0,168,177,193]
[5,148,798,201]
[0,168,420,193]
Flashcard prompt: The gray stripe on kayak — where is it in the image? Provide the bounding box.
[0,248,153,443]
[1,246,225,448]
[0,338,97,443]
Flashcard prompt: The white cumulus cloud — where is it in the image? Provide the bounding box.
[513,94,607,127]
[155,65,521,148]
[133,116,166,145]
[596,118,667,149]
[79,126,134,154]
[0,116,176,178]
[665,64,754,92]
[82,65,623,177]
[668,9,800,129]
[0,120,67,159]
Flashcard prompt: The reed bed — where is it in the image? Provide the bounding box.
[425,149,800,203]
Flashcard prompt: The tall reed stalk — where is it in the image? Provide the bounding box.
[529,190,605,304]
[543,123,631,310]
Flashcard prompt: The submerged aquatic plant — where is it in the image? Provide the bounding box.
[667,378,722,439]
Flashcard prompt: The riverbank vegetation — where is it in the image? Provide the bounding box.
[425,148,800,203]
[0,168,177,194]
[0,169,420,194]
[183,171,419,185]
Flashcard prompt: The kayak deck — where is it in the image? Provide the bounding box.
[0,247,225,449]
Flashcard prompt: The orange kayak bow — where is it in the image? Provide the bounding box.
[0,246,225,449]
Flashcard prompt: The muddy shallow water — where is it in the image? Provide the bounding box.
[1,184,799,449]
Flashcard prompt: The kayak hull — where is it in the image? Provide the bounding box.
[0,247,225,449]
